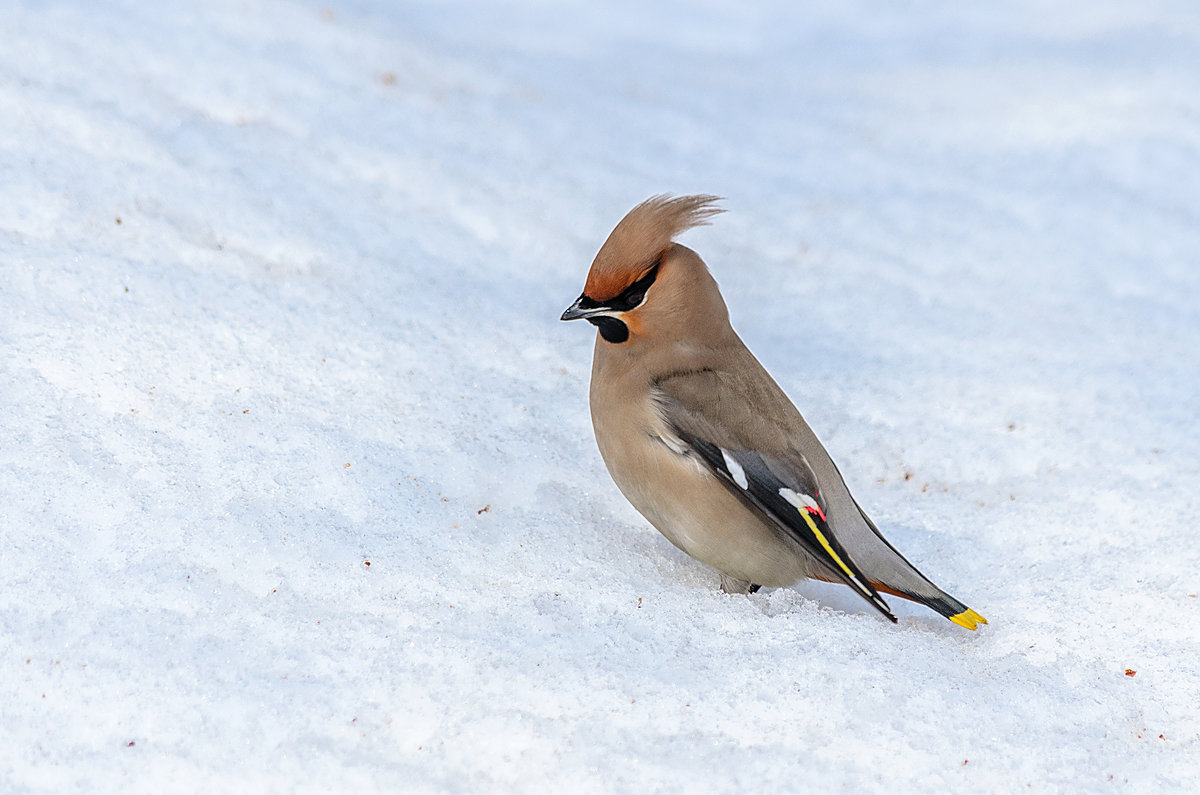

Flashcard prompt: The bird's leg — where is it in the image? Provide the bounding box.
[719,573,761,594]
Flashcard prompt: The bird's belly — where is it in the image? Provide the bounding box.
[596,430,811,588]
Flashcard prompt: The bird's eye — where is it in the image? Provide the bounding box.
[624,292,644,309]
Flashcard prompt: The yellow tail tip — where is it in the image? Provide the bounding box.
[948,608,988,630]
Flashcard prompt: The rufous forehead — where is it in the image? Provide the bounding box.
[583,258,657,301]
[580,193,723,300]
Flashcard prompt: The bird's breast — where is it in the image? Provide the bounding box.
[587,373,811,587]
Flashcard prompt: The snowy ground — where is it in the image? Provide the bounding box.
[3,0,1199,791]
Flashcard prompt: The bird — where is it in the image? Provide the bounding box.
[560,194,986,629]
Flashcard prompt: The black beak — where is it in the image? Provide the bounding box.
[560,295,600,321]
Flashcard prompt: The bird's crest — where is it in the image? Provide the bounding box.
[585,194,723,301]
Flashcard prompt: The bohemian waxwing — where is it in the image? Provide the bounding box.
[561,194,986,629]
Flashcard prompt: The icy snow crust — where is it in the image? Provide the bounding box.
[3,0,1199,791]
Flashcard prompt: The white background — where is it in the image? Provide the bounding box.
[3,1,1198,791]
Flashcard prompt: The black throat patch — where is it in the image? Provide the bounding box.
[588,316,629,344]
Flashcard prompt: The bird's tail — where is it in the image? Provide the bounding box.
[850,500,987,630]
[809,454,987,630]
[869,580,988,630]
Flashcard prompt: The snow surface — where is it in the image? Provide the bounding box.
[3,0,1200,791]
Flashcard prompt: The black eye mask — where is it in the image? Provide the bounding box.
[580,260,661,344]
[610,260,659,311]
[563,259,661,344]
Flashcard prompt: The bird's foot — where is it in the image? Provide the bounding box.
[719,574,761,594]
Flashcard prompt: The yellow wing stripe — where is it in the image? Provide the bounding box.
[798,502,985,630]
[948,608,988,631]
[799,509,871,596]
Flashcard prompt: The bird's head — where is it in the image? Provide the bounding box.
[561,194,728,346]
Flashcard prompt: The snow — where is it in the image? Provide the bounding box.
[3,0,1199,791]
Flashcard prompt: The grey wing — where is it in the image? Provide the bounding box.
[655,361,984,629]
[654,371,897,622]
